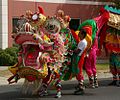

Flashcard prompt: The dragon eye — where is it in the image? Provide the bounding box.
[49,25,55,30]
[32,14,38,20]
[44,17,61,34]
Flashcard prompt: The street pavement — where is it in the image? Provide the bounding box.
[0,67,120,100]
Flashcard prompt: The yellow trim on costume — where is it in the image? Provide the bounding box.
[85,34,92,50]
[75,30,79,35]
[38,63,48,78]
[8,63,18,75]
[43,35,51,42]
[106,34,120,44]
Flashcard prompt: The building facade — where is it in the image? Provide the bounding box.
[0,0,8,49]
[0,0,113,49]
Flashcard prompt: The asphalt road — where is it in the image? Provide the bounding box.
[0,78,120,100]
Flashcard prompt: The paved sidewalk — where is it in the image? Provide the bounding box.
[0,76,25,86]
[0,66,24,85]
[0,66,8,71]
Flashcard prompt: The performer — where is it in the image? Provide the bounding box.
[102,5,120,86]
[84,37,99,88]
[108,52,120,86]
[73,29,87,94]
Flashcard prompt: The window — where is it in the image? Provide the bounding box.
[69,18,81,31]
[12,18,19,33]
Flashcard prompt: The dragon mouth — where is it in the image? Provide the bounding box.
[14,32,39,45]
[22,41,38,45]
[14,33,42,67]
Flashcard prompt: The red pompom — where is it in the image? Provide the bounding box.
[100,7,107,14]
[38,6,44,14]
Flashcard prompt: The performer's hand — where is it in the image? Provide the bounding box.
[68,50,73,55]
[74,49,80,54]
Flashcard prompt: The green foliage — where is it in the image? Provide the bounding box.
[5,47,19,58]
[111,0,120,9]
[0,47,19,66]
[96,63,109,70]
[0,51,14,66]
[101,0,120,9]
[0,48,2,51]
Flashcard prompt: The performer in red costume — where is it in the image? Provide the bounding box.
[74,29,87,94]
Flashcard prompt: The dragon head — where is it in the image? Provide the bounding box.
[43,16,63,36]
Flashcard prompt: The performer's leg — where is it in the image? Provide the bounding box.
[85,56,95,88]
[92,53,98,88]
[109,65,117,85]
[55,79,62,98]
[116,54,120,86]
[108,53,118,86]
[39,83,48,96]
[116,74,120,87]
[88,75,95,88]
[108,66,117,86]
[108,74,117,86]
[94,75,98,88]
[85,56,93,77]
[74,80,84,95]
[75,54,85,94]
[39,68,51,96]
